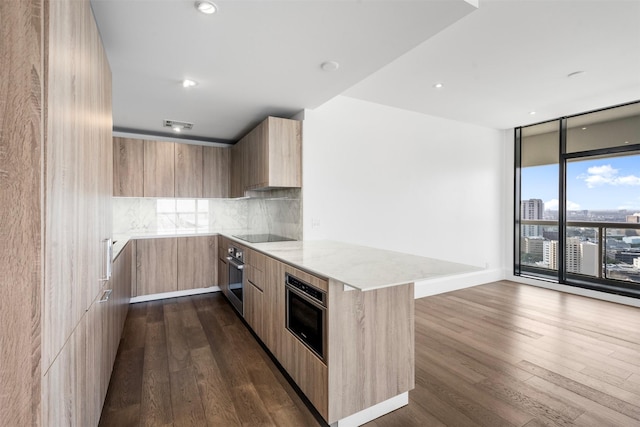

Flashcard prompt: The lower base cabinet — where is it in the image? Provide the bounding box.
[239,247,414,425]
[43,242,132,426]
[135,236,217,297]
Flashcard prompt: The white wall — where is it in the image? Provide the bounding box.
[302,96,507,295]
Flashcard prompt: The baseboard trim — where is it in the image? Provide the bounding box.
[505,273,640,308]
[414,268,504,299]
[331,392,408,427]
[130,286,220,303]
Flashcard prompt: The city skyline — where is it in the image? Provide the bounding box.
[522,154,640,211]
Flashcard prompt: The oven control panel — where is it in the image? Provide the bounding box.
[286,274,325,305]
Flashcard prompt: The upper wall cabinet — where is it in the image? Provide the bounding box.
[203,146,230,198]
[231,116,302,198]
[175,143,203,198]
[113,139,230,198]
[113,137,144,197]
[144,140,175,197]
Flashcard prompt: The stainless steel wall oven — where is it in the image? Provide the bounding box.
[285,273,327,361]
[226,246,244,315]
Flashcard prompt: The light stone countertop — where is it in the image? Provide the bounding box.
[113,230,481,291]
[231,239,482,291]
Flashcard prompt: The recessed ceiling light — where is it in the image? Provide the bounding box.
[182,79,197,88]
[625,141,630,144]
[195,1,217,15]
[321,61,340,72]
[529,111,536,115]
[433,83,444,89]
[173,126,182,133]
[567,70,586,78]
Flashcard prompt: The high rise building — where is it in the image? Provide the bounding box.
[580,242,598,276]
[626,214,640,223]
[523,236,545,255]
[543,240,557,270]
[521,199,544,237]
[565,237,581,273]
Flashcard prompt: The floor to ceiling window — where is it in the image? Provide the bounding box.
[515,101,640,298]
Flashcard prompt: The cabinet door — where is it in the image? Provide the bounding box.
[244,278,264,339]
[266,117,302,188]
[230,138,246,198]
[247,121,268,189]
[262,256,284,356]
[144,140,175,197]
[113,137,144,196]
[177,236,217,290]
[218,257,229,298]
[175,143,203,198]
[136,238,177,296]
[203,146,230,198]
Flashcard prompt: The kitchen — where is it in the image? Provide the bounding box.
[2,1,640,427]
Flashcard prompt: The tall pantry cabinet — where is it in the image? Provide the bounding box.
[0,0,116,425]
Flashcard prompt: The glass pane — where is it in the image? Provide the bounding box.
[566,153,640,223]
[566,152,640,285]
[519,121,560,277]
[565,226,600,278]
[566,102,640,153]
[604,227,640,285]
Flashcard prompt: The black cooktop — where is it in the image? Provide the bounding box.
[233,234,296,244]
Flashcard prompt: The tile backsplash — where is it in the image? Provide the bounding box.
[113,189,302,239]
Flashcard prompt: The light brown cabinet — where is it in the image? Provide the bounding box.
[217,235,230,297]
[135,236,218,297]
[114,139,232,198]
[4,0,118,422]
[230,137,247,198]
[248,116,302,190]
[144,140,175,197]
[203,146,230,198]
[244,280,264,338]
[136,238,178,296]
[175,144,203,198]
[237,247,414,425]
[113,137,144,196]
[230,116,302,197]
[177,236,217,290]
[244,248,267,339]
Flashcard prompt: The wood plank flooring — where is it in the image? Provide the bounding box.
[99,294,320,427]
[100,281,640,426]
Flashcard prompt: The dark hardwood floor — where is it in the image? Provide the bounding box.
[100,281,640,426]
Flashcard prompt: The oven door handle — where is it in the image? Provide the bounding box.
[227,257,244,270]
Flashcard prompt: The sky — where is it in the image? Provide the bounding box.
[521,154,640,211]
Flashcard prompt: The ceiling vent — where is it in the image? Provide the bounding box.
[163,119,194,130]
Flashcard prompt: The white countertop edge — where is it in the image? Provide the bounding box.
[112,232,482,292]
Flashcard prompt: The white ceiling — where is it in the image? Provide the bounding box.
[91,0,476,143]
[91,0,640,143]
[345,0,640,130]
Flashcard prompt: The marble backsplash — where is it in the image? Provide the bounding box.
[113,189,302,239]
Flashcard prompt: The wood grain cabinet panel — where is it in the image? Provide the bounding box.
[144,140,175,197]
[136,238,178,296]
[230,117,301,196]
[203,146,230,198]
[177,236,217,290]
[265,117,302,188]
[3,0,118,423]
[240,251,414,425]
[113,137,144,196]
[175,144,203,198]
[0,0,44,423]
[230,138,247,198]
[244,279,264,339]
